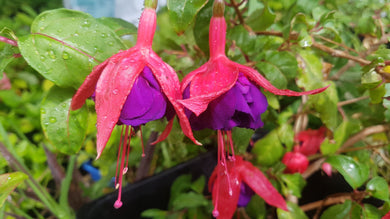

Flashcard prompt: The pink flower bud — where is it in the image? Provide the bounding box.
[322,162,332,177]
[282,151,309,174]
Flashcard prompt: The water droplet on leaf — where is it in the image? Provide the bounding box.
[49,117,57,123]
[62,52,70,60]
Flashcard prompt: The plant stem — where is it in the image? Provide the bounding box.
[0,36,17,47]
[135,131,158,181]
[59,155,76,214]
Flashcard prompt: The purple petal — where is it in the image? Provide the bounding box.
[237,183,255,207]
[119,66,167,126]
[184,73,268,130]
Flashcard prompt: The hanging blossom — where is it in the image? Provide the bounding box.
[180,0,328,217]
[70,0,200,209]
[208,155,285,218]
[282,127,326,174]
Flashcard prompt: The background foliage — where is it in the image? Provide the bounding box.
[1,0,390,218]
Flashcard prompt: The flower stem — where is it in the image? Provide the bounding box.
[0,36,17,47]
[144,0,157,9]
[213,0,225,17]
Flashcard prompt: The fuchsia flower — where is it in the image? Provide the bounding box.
[295,127,326,156]
[282,146,309,174]
[180,0,328,217]
[208,155,287,218]
[70,1,199,209]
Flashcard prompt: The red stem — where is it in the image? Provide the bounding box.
[0,36,17,47]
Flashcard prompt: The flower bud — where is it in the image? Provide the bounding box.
[282,151,309,174]
[322,162,332,177]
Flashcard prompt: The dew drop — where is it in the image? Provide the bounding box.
[62,52,70,60]
[101,33,107,38]
[108,41,114,46]
[81,20,91,27]
[49,117,57,123]
[48,50,56,59]
[40,56,45,61]
[40,108,46,114]
[57,29,63,33]
[113,89,118,95]
[40,27,45,31]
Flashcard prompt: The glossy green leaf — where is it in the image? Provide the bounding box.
[97,17,137,38]
[325,155,369,189]
[252,130,284,166]
[366,176,389,201]
[18,9,126,89]
[277,201,309,219]
[320,200,351,219]
[167,0,209,34]
[0,172,28,207]
[363,204,383,219]
[41,86,88,154]
[281,173,306,198]
[321,120,360,155]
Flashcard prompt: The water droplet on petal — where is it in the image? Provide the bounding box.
[113,89,118,95]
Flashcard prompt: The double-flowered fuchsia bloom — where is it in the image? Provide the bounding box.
[70,1,199,209]
[180,0,328,217]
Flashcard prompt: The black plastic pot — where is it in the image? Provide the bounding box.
[76,149,217,219]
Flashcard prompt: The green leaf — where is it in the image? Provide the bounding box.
[247,5,276,31]
[320,120,360,155]
[0,172,28,207]
[190,175,206,194]
[246,195,266,219]
[169,174,192,208]
[320,200,351,219]
[167,0,209,34]
[141,209,167,219]
[256,62,288,89]
[366,176,389,201]
[97,17,137,38]
[193,0,212,55]
[277,201,309,219]
[18,9,126,89]
[369,83,386,104]
[325,155,369,189]
[297,50,339,130]
[0,44,16,74]
[172,192,208,210]
[252,130,284,166]
[232,127,254,154]
[281,174,306,198]
[41,86,88,154]
[363,204,383,219]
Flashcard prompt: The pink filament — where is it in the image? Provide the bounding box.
[140,127,146,157]
[114,125,132,209]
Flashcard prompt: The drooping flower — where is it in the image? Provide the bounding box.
[209,155,287,218]
[295,127,326,156]
[180,0,328,216]
[70,0,199,209]
[282,146,309,174]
